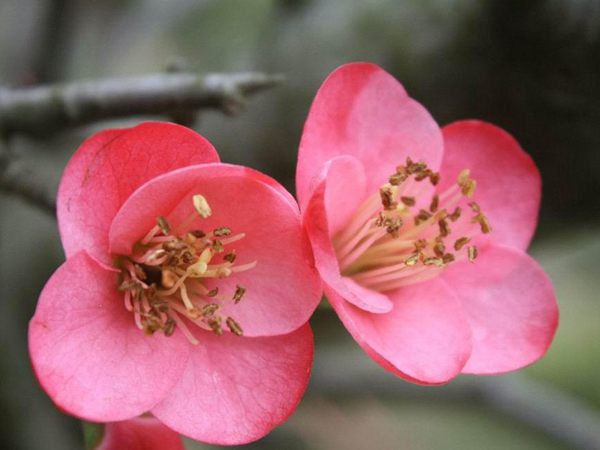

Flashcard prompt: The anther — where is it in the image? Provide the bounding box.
[405,253,420,266]
[226,317,243,336]
[233,285,246,303]
[438,219,450,237]
[467,246,479,262]
[401,196,415,206]
[224,251,237,263]
[207,287,219,297]
[208,317,223,336]
[429,194,439,213]
[193,194,212,218]
[161,269,177,289]
[214,227,231,237]
[454,236,471,251]
[449,207,461,222]
[201,303,219,316]
[157,216,171,235]
[379,185,397,210]
[164,318,176,336]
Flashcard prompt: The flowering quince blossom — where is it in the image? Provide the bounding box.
[296,63,559,384]
[29,122,321,444]
[96,417,184,450]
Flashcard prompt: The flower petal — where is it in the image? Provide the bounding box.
[441,244,558,374]
[98,417,184,450]
[439,120,541,250]
[304,156,393,313]
[327,278,472,384]
[152,325,313,445]
[109,163,322,337]
[58,122,219,265]
[297,62,443,210]
[28,252,190,422]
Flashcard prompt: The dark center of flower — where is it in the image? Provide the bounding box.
[333,157,491,292]
[115,194,256,344]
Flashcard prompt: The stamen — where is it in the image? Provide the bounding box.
[226,317,243,336]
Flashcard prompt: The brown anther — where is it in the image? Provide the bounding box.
[389,172,408,185]
[438,219,450,237]
[478,215,492,234]
[157,216,171,235]
[401,196,416,206]
[224,251,237,263]
[163,240,187,251]
[233,285,246,303]
[151,298,169,313]
[161,269,177,289]
[414,239,428,251]
[423,257,444,267]
[415,170,431,181]
[449,207,462,222]
[429,172,440,185]
[442,253,455,264]
[414,209,432,225]
[379,185,397,210]
[467,246,479,262]
[226,317,243,336]
[167,255,180,266]
[458,170,476,197]
[190,230,206,238]
[406,158,427,174]
[118,279,138,291]
[433,241,446,258]
[405,253,420,266]
[207,287,219,297]
[386,218,403,236]
[454,236,471,251]
[164,318,176,336]
[468,201,481,213]
[181,251,194,264]
[134,264,147,281]
[214,227,231,237]
[212,240,224,253]
[208,317,223,336]
[429,194,439,213]
[201,303,219,316]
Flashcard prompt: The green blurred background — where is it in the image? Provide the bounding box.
[1,0,599,449]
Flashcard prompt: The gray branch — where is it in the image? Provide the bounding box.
[0,72,284,136]
[313,347,600,450]
[0,146,56,214]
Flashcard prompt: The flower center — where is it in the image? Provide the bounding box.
[333,157,491,292]
[115,194,256,344]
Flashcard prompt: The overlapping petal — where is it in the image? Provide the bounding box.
[152,325,313,445]
[58,122,219,265]
[98,417,184,450]
[441,244,558,374]
[109,163,322,336]
[29,252,190,421]
[297,62,444,210]
[439,120,541,250]
[327,279,472,384]
[303,156,393,313]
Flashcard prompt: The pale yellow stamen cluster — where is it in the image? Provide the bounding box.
[117,195,255,344]
[333,157,492,292]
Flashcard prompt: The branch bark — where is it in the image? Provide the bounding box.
[312,347,600,450]
[0,146,56,214]
[0,72,284,136]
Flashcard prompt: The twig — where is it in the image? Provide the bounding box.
[0,72,284,136]
[0,145,56,214]
[312,347,600,450]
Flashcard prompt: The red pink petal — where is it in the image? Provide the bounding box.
[97,417,184,450]
[297,62,443,211]
[327,279,472,384]
[58,122,219,265]
[439,120,541,250]
[152,325,313,445]
[441,244,558,374]
[109,163,322,336]
[29,252,190,421]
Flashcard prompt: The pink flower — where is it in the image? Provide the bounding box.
[29,122,321,444]
[96,417,184,450]
[296,63,558,384]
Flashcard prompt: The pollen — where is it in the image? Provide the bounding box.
[116,194,255,344]
[332,156,492,292]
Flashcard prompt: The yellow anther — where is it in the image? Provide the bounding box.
[193,194,212,218]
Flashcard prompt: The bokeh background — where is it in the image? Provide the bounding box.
[1,0,599,449]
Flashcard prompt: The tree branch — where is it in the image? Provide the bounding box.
[0,145,56,214]
[0,72,284,136]
[312,347,600,450]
